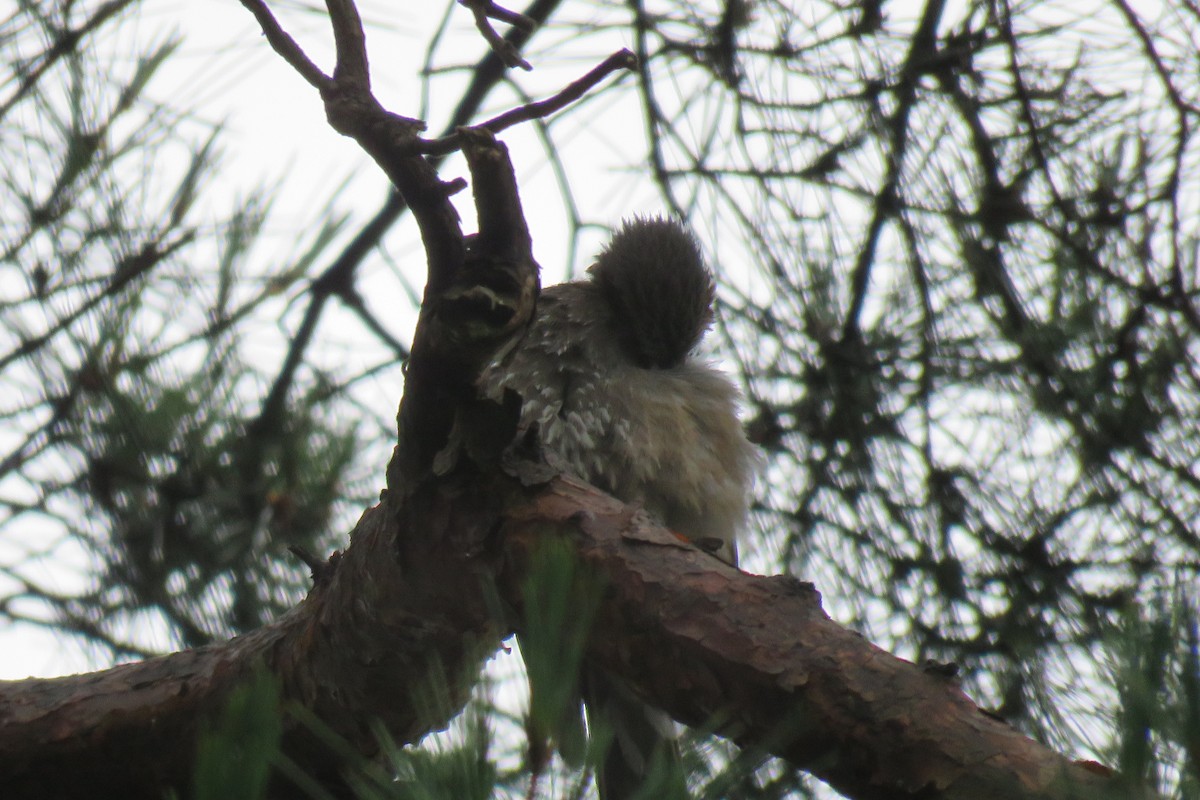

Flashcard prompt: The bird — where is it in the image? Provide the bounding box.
[479,216,758,799]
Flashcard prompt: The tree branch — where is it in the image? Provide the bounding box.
[459,0,536,70]
[238,0,331,90]
[0,490,506,798]
[500,477,1154,800]
[243,0,464,284]
[0,475,1154,799]
[241,0,563,464]
[419,49,638,156]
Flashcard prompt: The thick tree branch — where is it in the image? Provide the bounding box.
[0,485,509,798]
[0,473,1153,799]
[388,128,538,488]
[502,477,1153,800]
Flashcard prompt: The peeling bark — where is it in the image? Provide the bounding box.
[0,473,1151,799]
[0,496,504,797]
[503,476,1152,800]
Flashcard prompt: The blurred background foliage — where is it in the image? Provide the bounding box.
[2,0,1198,797]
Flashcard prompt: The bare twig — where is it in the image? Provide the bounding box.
[326,0,370,84]
[841,0,946,343]
[238,0,331,90]
[241,0,563,466]
[461,0,536,31]
[337,287,411,359]
[418,49,638,156]
[459,0,536,70]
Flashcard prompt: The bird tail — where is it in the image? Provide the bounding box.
[583,667,686,800]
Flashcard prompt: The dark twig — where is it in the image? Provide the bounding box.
[239,0,563,461]
[238,0,331,90]
[418,49,638,156]
[461,0,536,30]
[337,286,411,359]
[288,544,339,584]
[459,0,536,70]
[841,0,946,343]
[326,0,370,85]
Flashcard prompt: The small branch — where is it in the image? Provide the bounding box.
[419,49,639,156]
[459,0,537,70]
[461,127,533,265]
[325,0,370,85]
[479,49,636,129]
[259,0,463,290]
[239,0,331,90]
[288,544,340,585]
[389,128,538,489]
[336,286,412,360]
[461,0,536,31]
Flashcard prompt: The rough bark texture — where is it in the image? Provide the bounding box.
[0,472,1150,800]
[503,476,1151,800]
[0,494,506,797]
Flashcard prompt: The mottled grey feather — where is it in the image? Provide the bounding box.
[480,217,757,799]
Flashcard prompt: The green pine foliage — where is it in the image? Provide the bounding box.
[1,0,371,657]
[188,669,283,800]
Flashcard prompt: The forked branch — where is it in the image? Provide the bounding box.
[237,0,633,292]
[459,0,537,70]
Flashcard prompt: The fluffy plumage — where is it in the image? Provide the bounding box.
[481,217,755,563]
[479,217,757,798]
[589,218,715,369]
